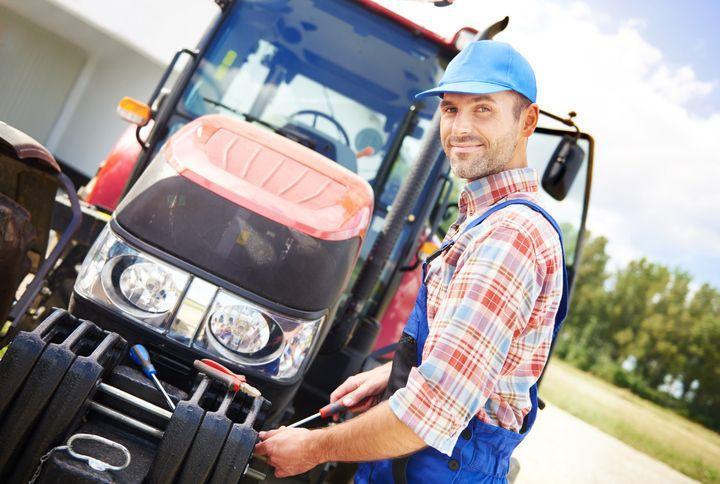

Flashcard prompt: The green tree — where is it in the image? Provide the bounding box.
[555,231,611,368]
[683,284,720,428]
[632,270,692,387]
[604,258,671,362]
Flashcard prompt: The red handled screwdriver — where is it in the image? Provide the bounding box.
[287,398,371,428]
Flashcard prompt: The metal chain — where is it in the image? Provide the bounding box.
[29,445,69,484]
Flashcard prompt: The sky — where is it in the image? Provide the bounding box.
[378,0,720,289]
[563,0,720,117]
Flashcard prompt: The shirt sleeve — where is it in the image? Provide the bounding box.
[388,223,542,456]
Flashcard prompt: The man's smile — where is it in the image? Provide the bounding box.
[451,144,485,154]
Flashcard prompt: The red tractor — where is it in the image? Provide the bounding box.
[0,1,593,481]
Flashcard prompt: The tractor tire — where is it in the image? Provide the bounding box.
[0,193,34,327]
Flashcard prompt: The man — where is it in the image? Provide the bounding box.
[256,40,568,483]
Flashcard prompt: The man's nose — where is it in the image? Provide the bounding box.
[451,109,474,137]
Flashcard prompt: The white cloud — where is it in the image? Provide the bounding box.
[380,0,720,286]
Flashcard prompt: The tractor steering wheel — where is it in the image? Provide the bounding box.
[289,110,351,147]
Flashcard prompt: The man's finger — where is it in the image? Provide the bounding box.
[334,385,375,420]
[259,426,285,440]
[254,441,268,455]
[330,376,358,403]
[342,383,371,407]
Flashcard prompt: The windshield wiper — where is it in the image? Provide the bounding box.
[202,98,282,133]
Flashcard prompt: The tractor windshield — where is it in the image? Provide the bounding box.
[176,0,444,185]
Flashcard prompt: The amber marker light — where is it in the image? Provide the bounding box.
[117,97,151,126]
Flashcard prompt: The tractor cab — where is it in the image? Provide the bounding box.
[132,1,449,179]
[178,0,441,177]
[126,0,453,274]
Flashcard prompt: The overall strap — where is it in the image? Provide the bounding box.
[423,199,536,268]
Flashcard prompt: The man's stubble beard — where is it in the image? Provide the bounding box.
[447,125,520,181]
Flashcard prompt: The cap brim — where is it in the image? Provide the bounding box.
[415,80,513,99]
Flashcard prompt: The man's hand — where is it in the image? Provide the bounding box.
[255,427,322,478]
[329,362,392,420]
[255,402,426,476]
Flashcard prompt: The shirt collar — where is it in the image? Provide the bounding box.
[458,167,539,218]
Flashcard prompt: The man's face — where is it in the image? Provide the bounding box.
[439,91,522,180]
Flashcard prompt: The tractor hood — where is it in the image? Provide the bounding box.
[115,115,373,312]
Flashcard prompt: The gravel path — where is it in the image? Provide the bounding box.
[513,403,697,484]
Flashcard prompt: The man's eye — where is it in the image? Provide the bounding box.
[477,106,491,113]
[442,106,457,113]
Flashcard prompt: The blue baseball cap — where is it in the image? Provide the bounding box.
[416,40,537,103]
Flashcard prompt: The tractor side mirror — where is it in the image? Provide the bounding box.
[541,135,585,201]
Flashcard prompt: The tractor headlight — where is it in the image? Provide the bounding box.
[100,254,188,322]
[75,226,190,330]
[209,305,270,354]
[197,290,321,378]
[76,225,324,380]
[118,262,183,314]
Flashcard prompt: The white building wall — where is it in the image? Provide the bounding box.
[0,7,87,144]
[51,0,219,66]
[52,49,165,175]
[0,0,217,177]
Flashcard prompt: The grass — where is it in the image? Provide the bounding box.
[540,359,720,483]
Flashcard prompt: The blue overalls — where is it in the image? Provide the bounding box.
[355,199,569,483]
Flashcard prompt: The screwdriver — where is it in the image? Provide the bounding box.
[129,344,176,411]
[193,359,262,398]
[287,397,370,428]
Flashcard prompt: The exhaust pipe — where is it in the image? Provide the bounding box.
[326,108,444,351]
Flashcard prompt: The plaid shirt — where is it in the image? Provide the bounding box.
[388,167,564,456]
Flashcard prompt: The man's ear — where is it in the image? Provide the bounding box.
[522,103,540,137]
